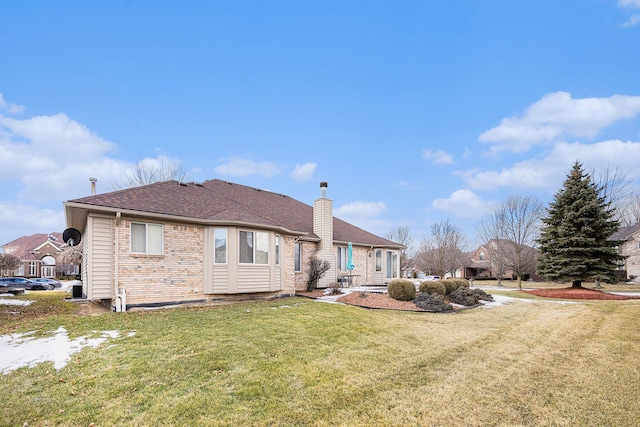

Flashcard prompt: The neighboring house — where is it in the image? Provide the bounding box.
[459,240,540,281]
[64,180,403,310]
[0,233,80,279]
[610,222,640,281]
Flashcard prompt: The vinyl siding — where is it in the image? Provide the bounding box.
[88,216,114,299]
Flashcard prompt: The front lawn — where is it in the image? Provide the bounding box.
[1,292,639,426]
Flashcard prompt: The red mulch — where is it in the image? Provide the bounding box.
[521,287,639,300]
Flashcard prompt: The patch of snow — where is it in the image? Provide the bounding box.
[0,327,134,375]
[0,298,33,306]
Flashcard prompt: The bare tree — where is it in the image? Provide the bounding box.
[57,244,83,278]
[112,157,187,189]
[594,165,640,227]
[477,195,543,289]
[415,219,466,278]
[386,226,414,276]
[0,253,21,276]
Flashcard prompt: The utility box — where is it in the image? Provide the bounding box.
[72,284,83,299]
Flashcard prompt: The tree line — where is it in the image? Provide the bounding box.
[389,161,627,288]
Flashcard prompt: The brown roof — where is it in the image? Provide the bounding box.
[66,179,401,248]
[610,223,640,241]
[2,233,64,260]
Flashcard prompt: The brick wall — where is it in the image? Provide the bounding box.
[117,219,206,305]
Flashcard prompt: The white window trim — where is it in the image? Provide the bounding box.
[337,246,347,272]
[239,230,270,265]
[131,222,164,255]
[294,242,302,272]
[214,228,228,264]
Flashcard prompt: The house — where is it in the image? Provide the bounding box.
[0,233,81,279]
[610,222,640,281]
[460,240,540,281]
[63,180,403,310]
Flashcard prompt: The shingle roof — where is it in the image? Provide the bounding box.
[610,223,640,241]
[66,179,401,248]
[2,233,64,260]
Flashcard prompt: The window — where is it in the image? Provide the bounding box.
[375,249,382,272]
[214,228,227,264]
[275,235,280,265]
[131,222,163,254]
[294,242,302,272]
[29,262,37,276]
[337,246,347,272]
[386,250,398,279]
[239,230,269,264]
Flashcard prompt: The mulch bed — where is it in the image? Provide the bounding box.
[298,287,639,312]
[521,287,640,300]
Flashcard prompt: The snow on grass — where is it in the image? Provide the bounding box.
[0,327,136,375]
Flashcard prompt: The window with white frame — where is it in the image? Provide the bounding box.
[29,262,37,276]
[131,222,163,254]
[375,249,382,272]
[239,230,269,264]
[386,250,398,279]
[275,235,280,265]
[337,246,347,272]
[214,228,227,264]
[294,242,302,272]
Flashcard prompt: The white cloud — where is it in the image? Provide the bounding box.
[0,113,130,203]
[0,109,140,243]
[0,93,24,114]
[432,189,494,218]
[291,162,316,181]
[0,201,65,244]
[334,201,392,235]
[214,157,280,177]
[479,92,640,154]
[335,201,386,218]
[460,139,640,191]
[622,14,640,27]
[422,149,454,165]
[618,0,640,27]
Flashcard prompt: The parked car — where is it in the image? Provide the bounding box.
[0,278,26,294]
[423,275,441,281]
[32,278,62,289]
[0,277,54,291]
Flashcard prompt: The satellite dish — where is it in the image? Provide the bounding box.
[63,228,82,246]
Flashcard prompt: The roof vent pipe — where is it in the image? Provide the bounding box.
[320,181,328,198]
[89,177,97,195]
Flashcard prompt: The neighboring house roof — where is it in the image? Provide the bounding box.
[65,179,402,248]
[610,223,640,241]
[1,233,64,260]
[462,239,538,269]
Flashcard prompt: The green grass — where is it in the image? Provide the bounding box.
[1,292,639,426]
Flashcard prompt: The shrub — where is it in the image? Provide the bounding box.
[419,280,446,296]
[327,282,343,295]
[440,278,469,295]
[306,257,330,291]
[448,287,494,306]
[387,279,416,301]
[413,293,453,312]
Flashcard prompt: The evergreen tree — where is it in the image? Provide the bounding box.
[537,161,624,287]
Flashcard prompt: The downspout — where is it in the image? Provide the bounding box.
[114,212,125,312]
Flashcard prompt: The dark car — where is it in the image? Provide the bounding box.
[0,277,54,291]
[31,278,62,289]
[0,278,27,294]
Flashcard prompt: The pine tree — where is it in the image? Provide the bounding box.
[537,161,624,288]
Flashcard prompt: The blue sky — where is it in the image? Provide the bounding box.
[1,0,640,248]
